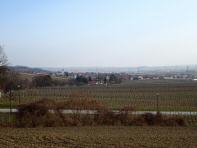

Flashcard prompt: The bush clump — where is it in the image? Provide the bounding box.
[16,99,65,127]
[131,112,187,126]
[65,92,107,110]
[16,98,187,127]
[64,98,106,110]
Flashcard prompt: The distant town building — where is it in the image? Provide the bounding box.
[88,80,97,85]
[138,76,144,80]
[163,76,174,80]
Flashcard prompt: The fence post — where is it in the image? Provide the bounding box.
[17,85,21,105]
[156,93,160,113]
[9,90,12,125]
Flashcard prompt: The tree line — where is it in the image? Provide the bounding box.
[0,45,122,94]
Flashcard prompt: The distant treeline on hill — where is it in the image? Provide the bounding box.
[9,66,50,74]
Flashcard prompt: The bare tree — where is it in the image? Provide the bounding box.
[0,46,18,121]
[0,45,8,89]
[0,45,8,67]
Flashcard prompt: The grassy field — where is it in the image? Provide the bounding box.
[1,80,197,111]
[0,126,197,147]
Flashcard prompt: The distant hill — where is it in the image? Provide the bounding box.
[42,65,197,73]
[8,65,197,74]
[9,66,50,74]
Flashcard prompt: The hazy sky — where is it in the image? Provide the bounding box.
[1,0,197,67]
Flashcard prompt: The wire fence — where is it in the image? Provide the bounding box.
[0,86,197,126]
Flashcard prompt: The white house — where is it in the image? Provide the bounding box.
[138,76,144,80]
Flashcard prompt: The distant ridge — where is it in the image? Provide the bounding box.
[9,66,50,74]
[42,65,197,73]
[9,65,197,74]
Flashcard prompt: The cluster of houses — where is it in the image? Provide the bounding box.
[49,69,197,85]
[129,73,197,81]
[25,68,197,86]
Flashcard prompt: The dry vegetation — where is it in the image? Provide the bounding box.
[64,92,107,110]
[15,98,188,127]
[0,126,197,148]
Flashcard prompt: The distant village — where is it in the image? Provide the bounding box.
[1,66,197,98]
[49,69,197,85]
[8,66,197,87]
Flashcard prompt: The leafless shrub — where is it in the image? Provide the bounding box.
[17,99,65,127]
[130,112,187,126]
[65,92,107,110]
[16,98,187,127]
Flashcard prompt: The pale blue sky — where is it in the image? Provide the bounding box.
[1,0,197,67]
